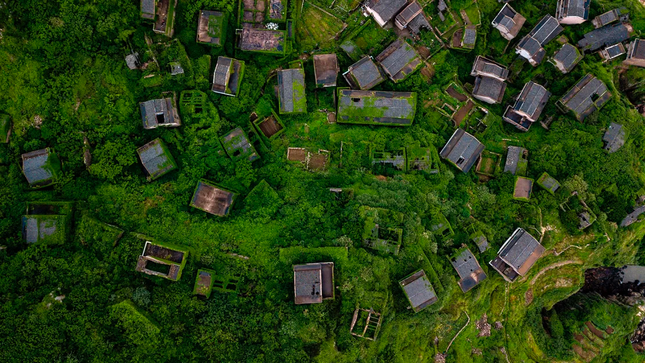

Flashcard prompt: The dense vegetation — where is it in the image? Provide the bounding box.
[1,0,645,362]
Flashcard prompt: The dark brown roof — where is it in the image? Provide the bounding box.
[190,180,235,216]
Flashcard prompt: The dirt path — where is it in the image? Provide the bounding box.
[444,311,470,355]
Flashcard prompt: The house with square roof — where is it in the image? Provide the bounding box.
[337,89,417,126]
[503,81,550,131]
[197,10,226,46]
[558,74,611,121]
[140,95,181,129]
[364,0,408,27]
[450,246,487,293]
[313,54,339,88]
[504,146,527,176]
[277,65,307,114]
[537,172,560,194]
[551,43,583,73]
[399,270,438,312]
[592,8,627,28]
[470,56,509,81]
[22,201,72,244]
[376,39,422,83]
[343,56,386,90]
[293,262,335,304]
[472,76,506,104]
[21,148,61,188]
[489,228,544,282]
[137,139,177,181]
[135,240,188,281]
[516,15,563,66]
[600,43,626,62]
[190,179,237,216]
[237,28,286,55]
[624,39,645,67]
[440,129,484,173]
[513,176,533,201]
[395,1,427,32]
[603,122,625,153]
[141,0,155,19]
[578,23,632,52]
[491,4,526,40]
[220,127,259,162]
[556,0,591,25]
[212,56,245,97]
[461,26,477,50]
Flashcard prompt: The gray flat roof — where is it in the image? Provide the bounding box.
[22,149,54,185]
[399,270,437,311]
[344,56,384,90]
[603,122,625,153]
[450,248,487,292]
[498,228,544,275]
[553,43,582,72]
[440,128,485,173]
[278,68,306,113]
[504,146,525,175]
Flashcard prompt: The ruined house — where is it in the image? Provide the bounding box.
[293,262,335,304]
[277,66,307,114]
[592,8,627,28]
[537,172,560,194]
[516,15,563,66]
[350,308,383,340]
[450,246,487,293]
[337,89,416,126]
[238,28,286,54]
[551,43,583,73]
[470,56,509,81]
[461,26,477,49]
[620,205,645,227]
[578,23,632,52]
[513,176,533,201]
[624,39,645,67]
[363,0,408,27]
[558,74,611,121]
[212,56,245,97]
[504,146,527,175]
[140,95,181,129]
[286,147,329,171]
[313,54,339,88]
[220,127,259,162]
[489,228,545,282]
[21,148,61,188]
[22,201,72,244]
[135,241,188,281]
[472,76,506,104]
[190,179,237,216]
[491,4,526,40]
[152,0,177,37]
[196,10,225,46]
[343,56,385,90]
[502,81,550,131]
[602,122,625,153]
[376,39,422,83]
[440,128,485,173]
[556,0,591,25]
[599,43,626,62]
[194,269,217,298]
[136,139,177,181]
[395,1,429,33]
[399,270,438,312]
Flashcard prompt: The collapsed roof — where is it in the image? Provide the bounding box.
[337,89,417,126]
[140,96,181,129]
[559,74,611,121]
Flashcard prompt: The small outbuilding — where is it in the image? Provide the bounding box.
[600,43,626,62]
[140,95,181,129]
[212,56,245,97]
[21,148,61,188]
[440,128,485,173]
[489,228,544,282]
[196,10,226,46]
[190,179,237,216]
[450,246,487,293]
[220,127,259,162]
[293,262,335,304]
[135,240,188,281]
[277,65,307,114]
[536,172,560,194]
[343,56,385,90]
[137,139,177,181]
[504,146,527,175]
[399,270,438,312]
[491,4,526,40]
[602,122,625,153]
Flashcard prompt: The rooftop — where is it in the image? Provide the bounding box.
[490,228,544,282]
[537,172,560,194]
[137,139,177,181]
[470,56,509,81]
[559,74,611,121]
[220,127,259,162]
[450,247,487,293]
[440,128,485,173]
[22,215,67,244]
[462,26,477,48]
[313,54,339,88]
[141,0,155,19]
[395,1,423,30]
[212,57,245,97]
[472,76,506,104]
[556,0,590,21]
[343,56,385,90]
[190,180,236,216]
[513,176,533,200]
[529,15,563,45]
[513,81,550,121]
[552,43,582,73]
[278,67,307,114]
[337,89,417,126]
[364,0,408,27]
[578,23,632,52]
[21,148,59,188]
[140,96,181,129]
[504,146,527,175]
[238,28,286,54]
[602,122,625,153]
[399,270,438,312]
[592,9,620,28]
[293,262,334,304]
[491,4,526,40]
[375,39,422,82]
[601,43,626,61]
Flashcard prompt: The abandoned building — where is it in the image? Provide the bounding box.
[394,1,430,34]
[502,81,550,131]
[286,147,329,171]
[220,127,259,162]
[555,0,590,25]
[579,211,594,229]
[504,146,528,175]
[440,129,485,173]
[491,4,526,40]
[21,201,72,244]
[137,139,177,181]
[600,43,626,61]
[376,39,422,83]
[489,228,545,282]
[194,269,217,298]
[254,111,285,139]
[621,205,645,227]
[140,96,181,129]
[190,179,236,216]
[350,308,383,341]
[363,0,408,27]
[471,232,488,253]
[472,76,506,104]
[461,26,477,49]
[212,56,245,97]
[152,0,177,37]
[197,10,225,46]
[238,28,286,54]
[513,176,533,201]
[277,65,307,114]
[399,270,438,312]
[125,53,140,70]
[558,74,611,121]
[624,39,645,67]
[592,8,627,28]
[371,148,407,171]
[450,246,487,293]
[140,0,155,20]
[537,172,561,194]
[293,262,335,304]
[516,15,563,66]
[135,240,188,281]
[313,54,339,88]
[551,43,583,73]
[337,89,417,126]
[21,148,60,188]
[602,122,625,153]
[578,23,632,52]
[470,56,509,81]
[170,62,184,76]
[343,56,385,90]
